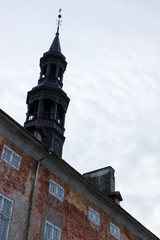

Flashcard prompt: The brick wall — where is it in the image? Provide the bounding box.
[0,125,157,240]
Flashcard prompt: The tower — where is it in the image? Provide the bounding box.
[24,11,70,158]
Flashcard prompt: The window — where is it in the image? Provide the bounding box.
[88,207,100,226]
[49,180,64,201]
[42,99,54,119]
[58,67,63,81]
[53,138,61,156]
[44,221,61,240]
[56,104,64,126]
[28,100,39,120]
[42,64,47,77]
[0,194,13,240]
[110,222,120,240]
[34,131,42,141]
[50,64,57,78]
[1,145,21,170]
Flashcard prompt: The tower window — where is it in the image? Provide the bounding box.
[53,138,61,156]
[44,221,61,240]
[42,99,54,119]
[0,193,13,240]
[42,65,47,77]
[29,100,39,121]
[34,131,42,141]
[50,64,56,78]
[58,67,63,81]
[56,104,64,126]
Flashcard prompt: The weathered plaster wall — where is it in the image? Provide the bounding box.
[0,135,35,240]
[29,164,140,240]
[0,132,138,240]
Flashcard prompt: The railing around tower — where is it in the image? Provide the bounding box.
[28,112,38,121]
[42,112,54,119]
[28,112,64,129]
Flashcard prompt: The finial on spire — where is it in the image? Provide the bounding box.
[56,9,62,35]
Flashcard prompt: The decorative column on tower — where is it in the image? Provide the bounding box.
[24,10,70,158]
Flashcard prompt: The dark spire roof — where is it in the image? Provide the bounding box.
[49,33,61,53]
[49,9,62,53]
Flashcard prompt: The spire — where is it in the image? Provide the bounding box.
[49,9,62,53]
[24,9,70,158]
[49,34,61,52]
[56,9,62,35]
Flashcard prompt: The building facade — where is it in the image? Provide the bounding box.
[0,13,159,240]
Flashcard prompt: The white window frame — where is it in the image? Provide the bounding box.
[34,131,42,141]
[110,222,120,240]
[1,144,21,170]
[49,180,64,201]
[88,207,100,226]
[0,193,13,240]
[44,221,61,240]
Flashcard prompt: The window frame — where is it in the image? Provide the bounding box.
[44,221,61,240]
[49,180,64,202]
[110,222,120,240]
[1,144,21,171]
[0,193,13,240]
[88,206,100,226]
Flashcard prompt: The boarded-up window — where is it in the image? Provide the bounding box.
[49,180,64,201]
[0,194,13,240]
[1,145,21,170]
[44,221,61,240]
[88,207,100,226]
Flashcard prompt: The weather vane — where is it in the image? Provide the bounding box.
[56,9,62,34]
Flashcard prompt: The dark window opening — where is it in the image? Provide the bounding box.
[42,65,47,78]
[58,67,63,81]
[42,99,54,119]
[28,101,39,121]
[53,138,61,156]
[56,104,64,126]
[50,64,56,78]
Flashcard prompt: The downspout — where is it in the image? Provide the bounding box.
[26,149,53,240]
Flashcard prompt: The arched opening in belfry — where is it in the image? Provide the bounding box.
[29,100,39,120]
[50,64,57,78]
[58,67,63,81]
[56,104,64,125]
[42,65,47,77]
[42,99,54,119]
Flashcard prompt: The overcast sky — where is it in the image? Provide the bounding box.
[0,0,160,237]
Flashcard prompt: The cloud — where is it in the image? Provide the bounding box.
[0,0,160,237]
